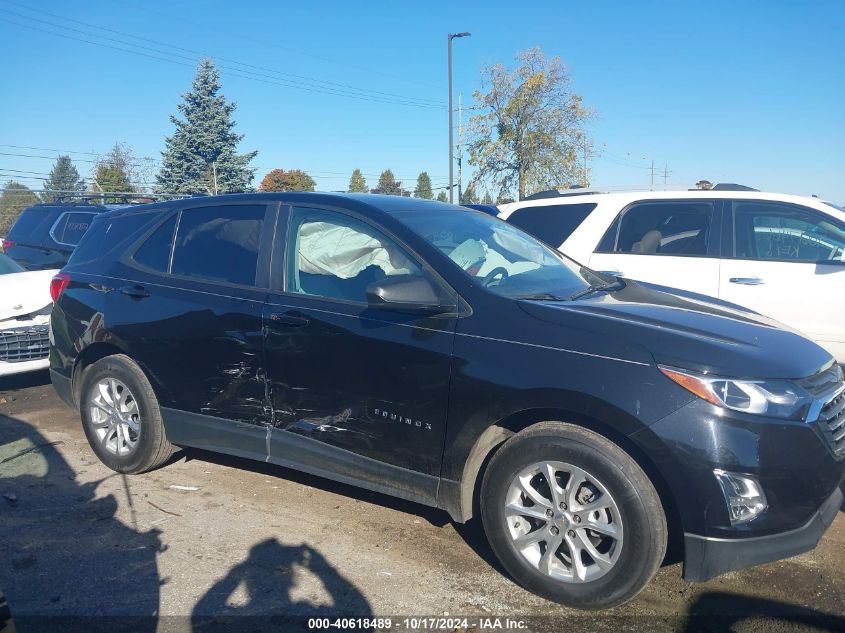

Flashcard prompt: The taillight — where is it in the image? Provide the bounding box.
[50,273,71,303]
[1,238,14,250]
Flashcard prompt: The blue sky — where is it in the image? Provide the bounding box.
[1,0,843,201]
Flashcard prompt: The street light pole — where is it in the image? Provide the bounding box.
[448,31,470,204]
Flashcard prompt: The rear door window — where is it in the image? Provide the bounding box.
[505,203,596,247]
[171,204,266,286]
[613,201,714,256]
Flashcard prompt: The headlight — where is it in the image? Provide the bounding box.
[659,365,813,420]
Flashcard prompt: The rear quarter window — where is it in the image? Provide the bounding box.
[505,203,597,247]
[51,211,98,246]
[69,212,160,266]
[7,207,55,242]
[132,214,177,272]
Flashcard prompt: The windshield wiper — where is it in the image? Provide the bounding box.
[569,279,626,301]
[515,292,569,302]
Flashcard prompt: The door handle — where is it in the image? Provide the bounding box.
[599,270,624,277]
[729,277,765,285]
[269,313,310,327]
[119,284,150,299]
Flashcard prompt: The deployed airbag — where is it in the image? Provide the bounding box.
[298,221,414,279]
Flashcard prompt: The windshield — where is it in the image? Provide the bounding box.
[0,253,25,275]
[396,208,597,298]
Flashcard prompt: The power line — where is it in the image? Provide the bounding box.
[0,144,100,157]
[1,2,445,107]
[0,148,449,183]
[114,0,441,90]
[0,4,445,109]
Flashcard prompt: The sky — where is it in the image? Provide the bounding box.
[0,0,843,201]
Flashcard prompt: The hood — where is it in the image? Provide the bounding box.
[519,280,833,380]
[0,269,58,321]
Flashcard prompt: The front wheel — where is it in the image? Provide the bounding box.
[79,354,174,474]
[480,422,666,609]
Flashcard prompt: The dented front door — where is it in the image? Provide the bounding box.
[262,293,456,478]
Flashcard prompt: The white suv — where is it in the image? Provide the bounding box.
[499,188,845,362]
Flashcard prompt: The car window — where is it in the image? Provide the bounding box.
[171,204,265,286]
[733,202,845,263]
[7,207,51,240]
[396,208,594,299]
[51,211,97,246]
[0,253,24,274]
[614,202,713,256]
[285,206,427,304]
[505,203,597,247]
[70,212,157,266]
[132,214,177,272]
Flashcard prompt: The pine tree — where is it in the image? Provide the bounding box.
[462,182,478,204]
[482,189,493,204]
[436,191,448,202]
[157,59,257,195]
[348,168,368,193]
[414,172,433,199]
[372,169,402,195]
[42,155,85,202]
[1,181,39,235]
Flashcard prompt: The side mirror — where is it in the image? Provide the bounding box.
[366,276,451,313]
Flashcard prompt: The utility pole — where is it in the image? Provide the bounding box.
[582,142,588,186]
[448,31,471,204]
[457,93,463,203]
[663,164,670,186]
[212,161,219,195]
[650,160,655,189]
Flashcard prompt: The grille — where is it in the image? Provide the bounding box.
[0,325,50,363]
[819,388,845,458]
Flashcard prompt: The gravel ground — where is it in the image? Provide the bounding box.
[1,370,844,633]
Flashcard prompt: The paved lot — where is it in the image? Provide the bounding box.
[1,371,844,633]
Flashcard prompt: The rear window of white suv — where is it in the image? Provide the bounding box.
[505,203,597,247]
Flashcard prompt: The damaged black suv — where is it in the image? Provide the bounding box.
[49,193,845,609]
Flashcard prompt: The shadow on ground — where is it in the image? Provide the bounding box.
[0,369,51,391]
[191,538,371,632]
[680,591,845,633]
[0,413,371,633]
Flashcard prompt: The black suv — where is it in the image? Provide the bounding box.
[49,193,845,609]
[2,194,153,270]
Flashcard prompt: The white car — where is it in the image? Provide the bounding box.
[0,253,57,377]
[499,187,845,362]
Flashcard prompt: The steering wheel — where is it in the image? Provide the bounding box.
[481,266,509,287]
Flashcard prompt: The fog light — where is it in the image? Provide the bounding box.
[713,470,768,525]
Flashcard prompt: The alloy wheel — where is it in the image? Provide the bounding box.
[89,377,141,456]
[504,460,623,583]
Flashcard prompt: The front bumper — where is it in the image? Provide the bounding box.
[683,485,841,581]
[0,317,50,376]
[0,357,49,377]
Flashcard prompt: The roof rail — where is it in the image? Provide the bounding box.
[709,183,759,192]
[50,192,159,206]
[522,187,605,201]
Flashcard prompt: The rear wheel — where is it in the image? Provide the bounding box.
[480,422,666,609]
[79,354,174,473]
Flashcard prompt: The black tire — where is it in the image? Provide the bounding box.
[480,422,666,610]
[79,354,174,474]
